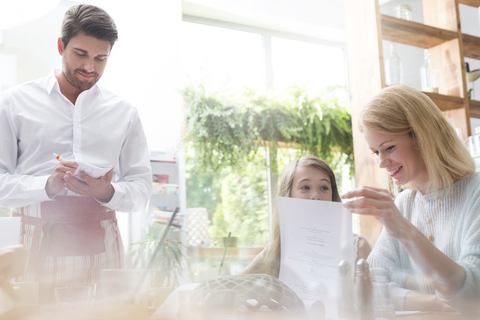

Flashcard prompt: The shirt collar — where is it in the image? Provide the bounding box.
[46,69,101,97]
[45,70,59,95]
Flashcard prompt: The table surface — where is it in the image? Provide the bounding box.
[0,306,477,320]
[395,312,476,320]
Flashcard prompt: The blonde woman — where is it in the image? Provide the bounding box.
[342,84,480,313]
[239,155,372,277]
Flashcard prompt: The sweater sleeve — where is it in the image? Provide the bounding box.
[437,186,480,313]
[367,191,413,311]
[368,226,412,310]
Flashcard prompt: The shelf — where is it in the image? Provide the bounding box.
[462,34,480,60]
[459,0,480,7]
[469,100,480,118]
[422,92,465,111]
[381,14,458,48]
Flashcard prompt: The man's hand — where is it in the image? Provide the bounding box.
[63,166,115,202]
[45,160,79,197]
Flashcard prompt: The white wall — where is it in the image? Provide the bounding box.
[99,0,183,152]
[183,0,347,43]
[0,4,63,85]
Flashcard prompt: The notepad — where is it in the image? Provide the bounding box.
[74,162,111,182]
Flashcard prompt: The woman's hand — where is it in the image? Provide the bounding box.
[344,186,467,298]
[342,186,413,241]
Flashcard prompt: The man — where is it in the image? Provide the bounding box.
[0,5,152,303]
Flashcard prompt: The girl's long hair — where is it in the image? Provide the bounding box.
[263,155,341,276]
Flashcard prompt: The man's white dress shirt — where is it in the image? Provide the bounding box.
[0,70,152,212]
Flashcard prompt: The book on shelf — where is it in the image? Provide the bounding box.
[150,150,176,163]
[153,174,169,183]
[152,183,179,195]
[151,210,184,228]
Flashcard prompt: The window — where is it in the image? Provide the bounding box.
[181,21,266,92]
[271,37,347,98]
[181,17,349,248]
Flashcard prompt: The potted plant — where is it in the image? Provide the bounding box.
[182,85,353,176]
[127,225,191,307]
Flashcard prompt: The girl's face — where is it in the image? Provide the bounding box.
[290,165,333,201]
[363,128,429,193]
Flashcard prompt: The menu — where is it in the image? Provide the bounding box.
[277,197,354,318]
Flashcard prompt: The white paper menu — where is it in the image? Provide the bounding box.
[277,197,354,318]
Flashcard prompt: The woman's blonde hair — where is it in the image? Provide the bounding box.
[263,155,341,276]
[360,84,474,196]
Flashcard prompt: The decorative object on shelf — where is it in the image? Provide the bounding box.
[420,49,438,93]
[385,42,403,86]
[183,86,354,176]
[194,274,305,314]
[184,207,210,247]
[466,62,480,100]
[394,4,412,21]
[466,67,480,82]
[468,126,480,172]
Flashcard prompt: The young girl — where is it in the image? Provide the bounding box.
[239,155,371,277]
[342,84,480,313]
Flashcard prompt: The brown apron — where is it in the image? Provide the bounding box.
[12,196,124,304]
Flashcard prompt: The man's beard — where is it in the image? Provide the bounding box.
[63,65,99,91]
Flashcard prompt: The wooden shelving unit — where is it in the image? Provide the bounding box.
[381,15,458,48]
[345,0,480,244]
[470,100,480,118]
[422,92,466,111]
[459,0,480,7]
[462,34,480,59]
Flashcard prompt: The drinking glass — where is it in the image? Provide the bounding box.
[54,285,92,312]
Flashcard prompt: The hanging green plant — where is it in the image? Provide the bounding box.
[183,85,354,175]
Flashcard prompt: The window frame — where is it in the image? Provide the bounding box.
[182,14,351,242]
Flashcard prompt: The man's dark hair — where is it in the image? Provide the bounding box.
[61,4,118,50]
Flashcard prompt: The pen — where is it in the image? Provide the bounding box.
[53,153,66,161]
